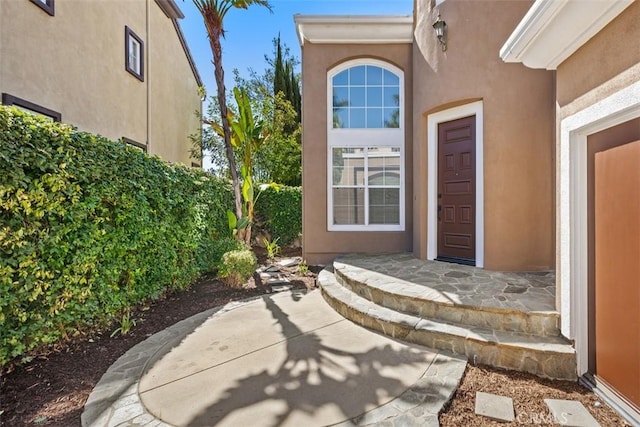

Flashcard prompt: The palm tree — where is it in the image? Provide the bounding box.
[191,0,272,225]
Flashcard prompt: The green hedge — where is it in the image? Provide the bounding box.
[255,186,301,246]
[0,107,233,365]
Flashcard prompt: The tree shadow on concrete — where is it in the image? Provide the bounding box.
[185,290,452,427]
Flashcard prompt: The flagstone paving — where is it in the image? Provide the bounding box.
[545,399,602,427]
[336,253,556,314]
[318,253,576,380]
[474,391,515,422]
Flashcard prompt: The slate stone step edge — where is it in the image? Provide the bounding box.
[334,262,561,337]
[319,270,577,381]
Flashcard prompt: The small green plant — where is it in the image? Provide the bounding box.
[208,237,245,272]
[110,311,136,337]
[298,261,309,275]
[219,249,257,288]
[263,237,280,260]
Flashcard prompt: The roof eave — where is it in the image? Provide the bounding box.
[500,0,634,70]
[294,15,414,46]
[172,19,203,88]
[155,0,185,19]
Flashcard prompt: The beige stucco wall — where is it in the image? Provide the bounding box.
[412,0,556,270]
[300,43,414,265]
[148,6,202,165]
[557,1,640,120]
[0,0,200,165]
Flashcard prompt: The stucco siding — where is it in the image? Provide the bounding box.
[557,1,640,120]
[0,0,200,165]
[148,6,201,165]
[413,0,555,270]
[0,0,147,143]
[301,43,414,266]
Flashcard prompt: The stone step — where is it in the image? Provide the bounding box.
[334,259,560,337]
[319,269,577,380]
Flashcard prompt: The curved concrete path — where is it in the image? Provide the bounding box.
[82,289,466,427]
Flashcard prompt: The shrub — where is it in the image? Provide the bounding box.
[205,237,245,273]
[0,106,233,365]
[218,249,257,288]
[254,185,301,246]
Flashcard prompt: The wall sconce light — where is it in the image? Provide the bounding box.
[432,13,447,52]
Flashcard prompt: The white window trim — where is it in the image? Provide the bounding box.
[129,38,141,73]
[426,101,484,268]
[327,59,405,232]
[558,80,640,376]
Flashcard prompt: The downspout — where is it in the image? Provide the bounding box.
[146,0,150,153]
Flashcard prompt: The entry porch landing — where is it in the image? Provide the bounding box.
[318,253,577,380]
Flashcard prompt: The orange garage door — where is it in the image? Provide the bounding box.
[594,139,640,409]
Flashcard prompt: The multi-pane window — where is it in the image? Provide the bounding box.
[332,147,401,226]
[332,65,400,129]
[125,27,144,81]
[327,60,404,231]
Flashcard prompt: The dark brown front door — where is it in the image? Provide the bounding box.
[437,116,476,265]
[594,139,640,409]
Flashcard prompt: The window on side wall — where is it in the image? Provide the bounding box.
[125,26,144,81]
[2,93,61,122]
[121,137,147,152]
[327,60,404,232]
[30,0,54,16]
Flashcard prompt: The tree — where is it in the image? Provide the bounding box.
[191,0,272,233]
[253,91,300,185]
[273,34,301,129]
[219,87,276,244]
[230,75,301,186]
[229,87,271,244]
[198,37,302,186]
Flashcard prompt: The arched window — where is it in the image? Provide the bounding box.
[331,64,400,129]
[327,59,404,231]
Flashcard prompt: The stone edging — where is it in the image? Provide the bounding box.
[81,294,268,427]
[81,289,467,427]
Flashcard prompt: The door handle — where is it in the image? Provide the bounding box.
[438,205,442,221]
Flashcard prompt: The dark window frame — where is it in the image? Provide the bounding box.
[125,26,144,82]
[121,137,147,152]
[30,0,55,16]
[2,93,61,122]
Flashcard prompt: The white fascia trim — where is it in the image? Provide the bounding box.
[154,0,184,19]
[294,15,413,46]
[500,0,633,70]
[559,80,640,375]
[426,101,484,268]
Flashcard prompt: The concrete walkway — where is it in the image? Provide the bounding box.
[82,289,467,427]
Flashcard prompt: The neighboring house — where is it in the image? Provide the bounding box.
[0,0,203,166]
[296,0,639,422]
[502,0,640,421]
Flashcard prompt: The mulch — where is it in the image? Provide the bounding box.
[440,364,630,426]
[0,247,632,426]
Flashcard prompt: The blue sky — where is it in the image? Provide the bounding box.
[179,0,414,97]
